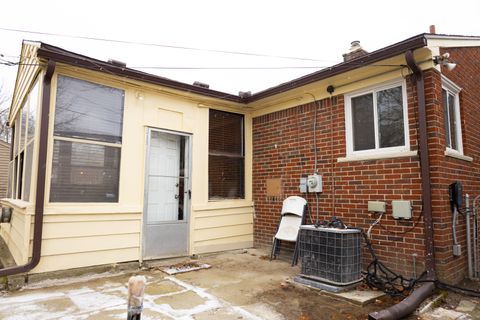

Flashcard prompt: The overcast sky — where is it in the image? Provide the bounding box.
[1,0,480,102]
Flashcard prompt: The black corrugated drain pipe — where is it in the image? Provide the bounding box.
[368,50,437,320]
[0,59,56,277]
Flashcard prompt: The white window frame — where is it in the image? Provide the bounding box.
[442,76,463,155]
[344,79,410,158]
[49,74,124,203]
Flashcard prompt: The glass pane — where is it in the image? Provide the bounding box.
[209,109,243,155]
[22,142,34,201]
[16,152,24,199]
[20,106,27,151]
[208,155,244,199]
[443,89,451,148]
[448,93,457,150]
[54,76,124,143]
[14,117,20,156]
[6,161,13,198]
[50,140,121,202]
[27,80,39,142]
[351,93,375,151]
[377,86,405,148]
[208,109,244,199]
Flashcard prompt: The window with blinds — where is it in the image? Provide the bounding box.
[50,76,124,202]
[208,109,244,199]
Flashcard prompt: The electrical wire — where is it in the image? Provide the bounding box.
[0,26,333,63]
[367,212,384,239]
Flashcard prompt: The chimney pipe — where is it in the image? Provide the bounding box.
[429,25,436,34]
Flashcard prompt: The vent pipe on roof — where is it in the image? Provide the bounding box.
[108,59,127,68]
[193,81,210,89]
[343,41,369,62]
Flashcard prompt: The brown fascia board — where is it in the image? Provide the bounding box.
[36,34,428,105]
[36,43,244,104]
[245,33,428,103]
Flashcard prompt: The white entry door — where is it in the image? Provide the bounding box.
[143,129,190,259]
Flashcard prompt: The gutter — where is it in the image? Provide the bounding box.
[0,59,56,277]
[368,50,436,320]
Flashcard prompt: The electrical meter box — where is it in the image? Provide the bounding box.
[307,174,322,193]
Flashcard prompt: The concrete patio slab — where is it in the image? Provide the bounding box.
[0,249,402,320]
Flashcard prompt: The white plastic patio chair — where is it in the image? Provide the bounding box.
[270,196,307,266]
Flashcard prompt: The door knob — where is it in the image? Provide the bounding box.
[174,194,179,199]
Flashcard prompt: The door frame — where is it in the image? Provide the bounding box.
[141,127,193,260]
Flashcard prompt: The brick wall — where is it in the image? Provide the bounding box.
[253,55,480,284]
[429,47,480,282]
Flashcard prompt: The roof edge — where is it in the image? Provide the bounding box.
[246,33,428,103]
[36,43,244,104]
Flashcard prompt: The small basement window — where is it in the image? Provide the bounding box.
[208,109,245,200]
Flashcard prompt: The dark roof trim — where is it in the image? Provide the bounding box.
[36,43,244,103]
[245,33,428,103]
[36,34,428,105]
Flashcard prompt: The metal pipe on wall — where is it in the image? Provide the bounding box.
[368,49,437,320]
[466,194,473,279]
[0,59,56,277]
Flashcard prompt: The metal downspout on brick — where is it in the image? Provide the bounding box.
[368,49,437,320]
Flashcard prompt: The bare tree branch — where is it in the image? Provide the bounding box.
[0,82,12,143]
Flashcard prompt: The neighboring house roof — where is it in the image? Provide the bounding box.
[28,33,480,105]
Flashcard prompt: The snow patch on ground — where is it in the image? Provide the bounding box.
[21,271,127,290]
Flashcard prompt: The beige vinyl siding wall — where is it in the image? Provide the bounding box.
[0,141,10,198]
[33,212,141,272]
[19,65,254,273]
[0,203,30,265]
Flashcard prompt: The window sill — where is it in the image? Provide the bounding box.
[337,150,418,163]
[0,198,30,210]
[444,149,473,162]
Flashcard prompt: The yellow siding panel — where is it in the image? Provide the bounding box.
[41,233,139,256]
[42,220,141,239]
[43,213,140,223]
[195,213,253,230]
[194,224,252,242]
[33,247,139,273]
[194,234,253,254]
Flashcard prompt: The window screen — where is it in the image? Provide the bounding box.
[54,76,124,144]
[351,93,375,151]
[50,140,121,202]
[208,109,244,199]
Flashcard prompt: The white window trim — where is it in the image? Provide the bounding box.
[343,79,410,159]
[442,75,464,156]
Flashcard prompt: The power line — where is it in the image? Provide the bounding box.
[0,26,335,63]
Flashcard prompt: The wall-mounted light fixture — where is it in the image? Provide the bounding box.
[433,52,457,71]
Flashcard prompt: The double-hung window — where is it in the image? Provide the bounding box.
[208,109,245,200]
[50,76,124,202]
[345,80,409,156]
[442,76,463,154]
